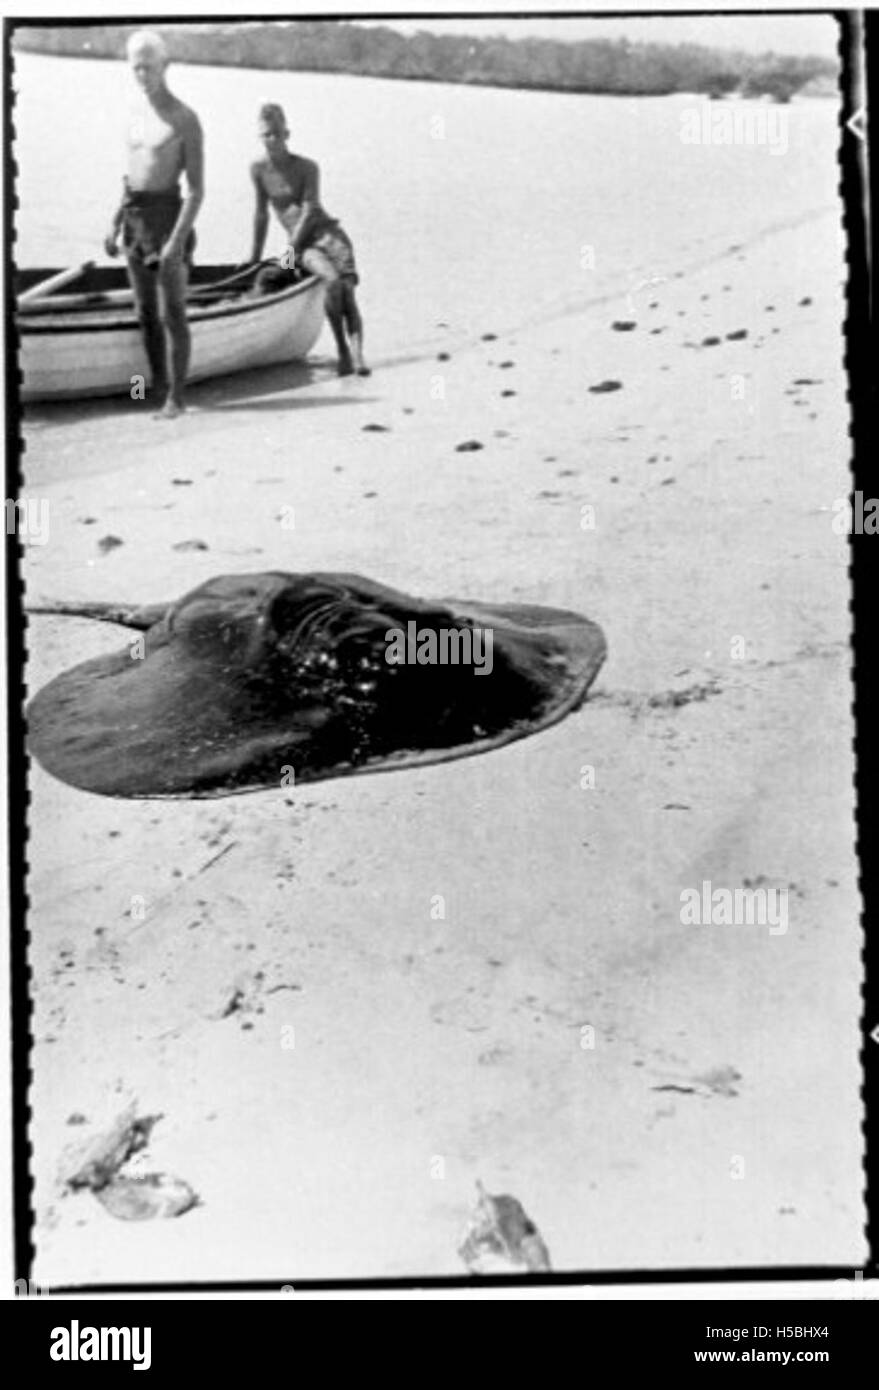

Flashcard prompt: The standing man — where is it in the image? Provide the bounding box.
[248,103,369,378]
[105,30,204,418]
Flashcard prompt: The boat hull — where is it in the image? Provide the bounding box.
[16,264,327,402]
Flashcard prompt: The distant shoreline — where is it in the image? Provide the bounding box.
[12,22,837,103]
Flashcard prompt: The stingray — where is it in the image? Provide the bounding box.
[26,572,606,799]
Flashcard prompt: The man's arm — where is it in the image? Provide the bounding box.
[104,191,125,258]
[286,160,320,260]
[163,108,204,261]
[249,163,270,263]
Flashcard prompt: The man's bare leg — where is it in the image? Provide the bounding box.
[126,256,168,404]
[156,257,191,418]
[342,283,369,376]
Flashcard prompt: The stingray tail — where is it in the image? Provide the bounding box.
[26,600,167,630]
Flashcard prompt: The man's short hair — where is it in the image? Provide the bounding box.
[127,29,169,64]
[258,103,288,134]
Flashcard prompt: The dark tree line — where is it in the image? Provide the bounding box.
[13,21,835,101]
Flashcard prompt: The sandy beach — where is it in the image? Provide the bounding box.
[21,193,864,1283]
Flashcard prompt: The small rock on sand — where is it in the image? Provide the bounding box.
[589,380,623,394]
[172,539,209,553]
[97,535,124,554]
[456,440,484,452]
[362,423,390,433]
[611,320,637,331]
[725,329,748,340]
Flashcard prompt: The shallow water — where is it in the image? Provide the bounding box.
[13,50,839,354]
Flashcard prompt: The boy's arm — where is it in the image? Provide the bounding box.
[286,161,320,261]
[249,163,270,263]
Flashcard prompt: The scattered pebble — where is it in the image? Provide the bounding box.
[171,478,193,486]
[97,535,124,554]
[589,380,623,394]
[499,360,515,368]
[611,320,636,331]
[702,336,721,347]
[725,329,748,341]
[437,352,450,362]
[456,440,484,452]
[501,389,517,397]
[172,539,209,552]
[661,477,676,486]
[362,423,390,432]
[363,491,378,499]
[481,332,497,341]
[799,296,813,306]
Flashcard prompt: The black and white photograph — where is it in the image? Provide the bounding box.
[6,4,871,1295]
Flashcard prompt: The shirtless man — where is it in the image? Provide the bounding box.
[248,103,368,377]
[104,31,204,418]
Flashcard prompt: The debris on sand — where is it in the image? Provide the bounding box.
[652,1066,742,1100]
[95,1174,199,1221]
[97,535,124,555]
[459,1180,551,1274]
[63,1103,200,1221]
[589,380,623,394]
[611,320,637,331]
[455,439,484,452]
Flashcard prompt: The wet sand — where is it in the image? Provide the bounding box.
[24,213,863,1282]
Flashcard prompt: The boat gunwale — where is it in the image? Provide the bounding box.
[17,272,323,336]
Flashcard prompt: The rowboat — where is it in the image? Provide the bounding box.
[15,263,327,402]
